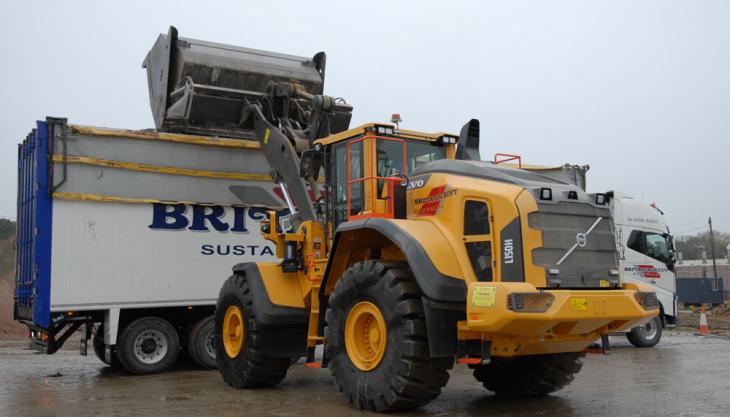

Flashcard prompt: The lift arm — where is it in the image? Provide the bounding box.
[251,104,318,227]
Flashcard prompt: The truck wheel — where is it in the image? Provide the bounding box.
[215,274,291,387]
[627,316,663,347]
[188,316,217,369]
[325,261,452,412]
[473,352,584,397]
[92,325,119,368]
[117,317,180,374]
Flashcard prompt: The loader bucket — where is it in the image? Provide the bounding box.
[143,26,327,137]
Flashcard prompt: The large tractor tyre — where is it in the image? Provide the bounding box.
[473,352,584,397]
[188,315,217,369]
[215,274,291,388]
[325,261,452,412]
[627,316,663,348]
[92,325,120,368]
[116,317,180,374]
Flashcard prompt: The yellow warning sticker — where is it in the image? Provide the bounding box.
[264,128,270,144]
[599,280,610,288]
[472,286,497,308]
[570,297,588,311]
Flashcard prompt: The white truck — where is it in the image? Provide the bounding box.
[608,191,677,347]
[504,162,677,347]
[13,28,353,374]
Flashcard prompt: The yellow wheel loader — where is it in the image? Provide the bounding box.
[216,119,659,410]
[144,28,660,412]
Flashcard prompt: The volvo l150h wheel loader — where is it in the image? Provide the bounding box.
[143,28,660,412]
[216,119,660,410]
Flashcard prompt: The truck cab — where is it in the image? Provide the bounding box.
[608,191,677,346]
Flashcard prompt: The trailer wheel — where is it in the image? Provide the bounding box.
[627,316,663,347]
[92,325,119,368]
[215,274,291,387]
[116,317,180,374]
[325,261,452,412]
[188,316,217,369]
[473,352,584,397]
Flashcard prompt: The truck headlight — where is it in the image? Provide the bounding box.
[507,292,555,313]
[635,291,660,310]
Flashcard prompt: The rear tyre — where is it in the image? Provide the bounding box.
[215,274,291,387]
[325,261,452,412]
[627,316,663,348]
[188,316,217,369]
[473,352,584,397]
[92,325,120,368]
[116,317,180,374]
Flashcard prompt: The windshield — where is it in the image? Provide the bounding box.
[376,139,446,177]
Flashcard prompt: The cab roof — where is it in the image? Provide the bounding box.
[313,123,454,146]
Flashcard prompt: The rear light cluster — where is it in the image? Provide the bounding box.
[29,331,49,342]
[507,292,555,313]
[635,292,660,310]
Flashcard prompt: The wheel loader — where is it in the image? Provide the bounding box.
[146,28,660,412]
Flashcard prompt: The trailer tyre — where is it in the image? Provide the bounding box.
[117,317,180,374]
[215,274,291,387]
[473,352,584,397]
[325,261,452,412]
[627,316,663,348]
[188,316,217,369]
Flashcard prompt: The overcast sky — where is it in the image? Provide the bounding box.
[1,1,728,234]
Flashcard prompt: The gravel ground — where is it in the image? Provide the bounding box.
[1,331,729,417]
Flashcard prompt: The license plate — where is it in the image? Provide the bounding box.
[570,297,588,311]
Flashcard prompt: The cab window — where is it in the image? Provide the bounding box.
[333,141,363,226]
[627,230,673,266]
[376,139,445,194]
[463,200,493,282]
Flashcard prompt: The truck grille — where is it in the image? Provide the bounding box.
[528,201,619,288]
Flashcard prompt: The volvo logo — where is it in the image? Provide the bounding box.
[555,217,603,266]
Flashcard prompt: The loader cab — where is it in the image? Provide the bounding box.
[315,124,454,229]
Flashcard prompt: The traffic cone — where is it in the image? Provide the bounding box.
[696,305,710,336]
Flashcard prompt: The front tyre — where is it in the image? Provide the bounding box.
[627,316,663,348]
[215,274,290,387]
[473,352,584,397]
[325,261,451,412]
[116,317,180,374]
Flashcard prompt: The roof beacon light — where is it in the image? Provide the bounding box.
[391,113,402,130]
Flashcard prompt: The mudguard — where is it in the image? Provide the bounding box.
[231,262,308,357]
[320,218,467,357]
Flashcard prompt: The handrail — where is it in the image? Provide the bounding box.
[494,153,522,169]
[347,136,407,221]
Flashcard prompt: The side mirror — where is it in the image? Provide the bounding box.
[299,149,324,181]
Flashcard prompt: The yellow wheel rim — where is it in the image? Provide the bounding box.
[223,305,244,358]
[345,301,387,371]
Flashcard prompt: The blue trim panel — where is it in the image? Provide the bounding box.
[14,121,53,329]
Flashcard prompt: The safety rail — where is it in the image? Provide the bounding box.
[494,153,522,169]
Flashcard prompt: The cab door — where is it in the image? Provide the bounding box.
[622,228,676,316]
